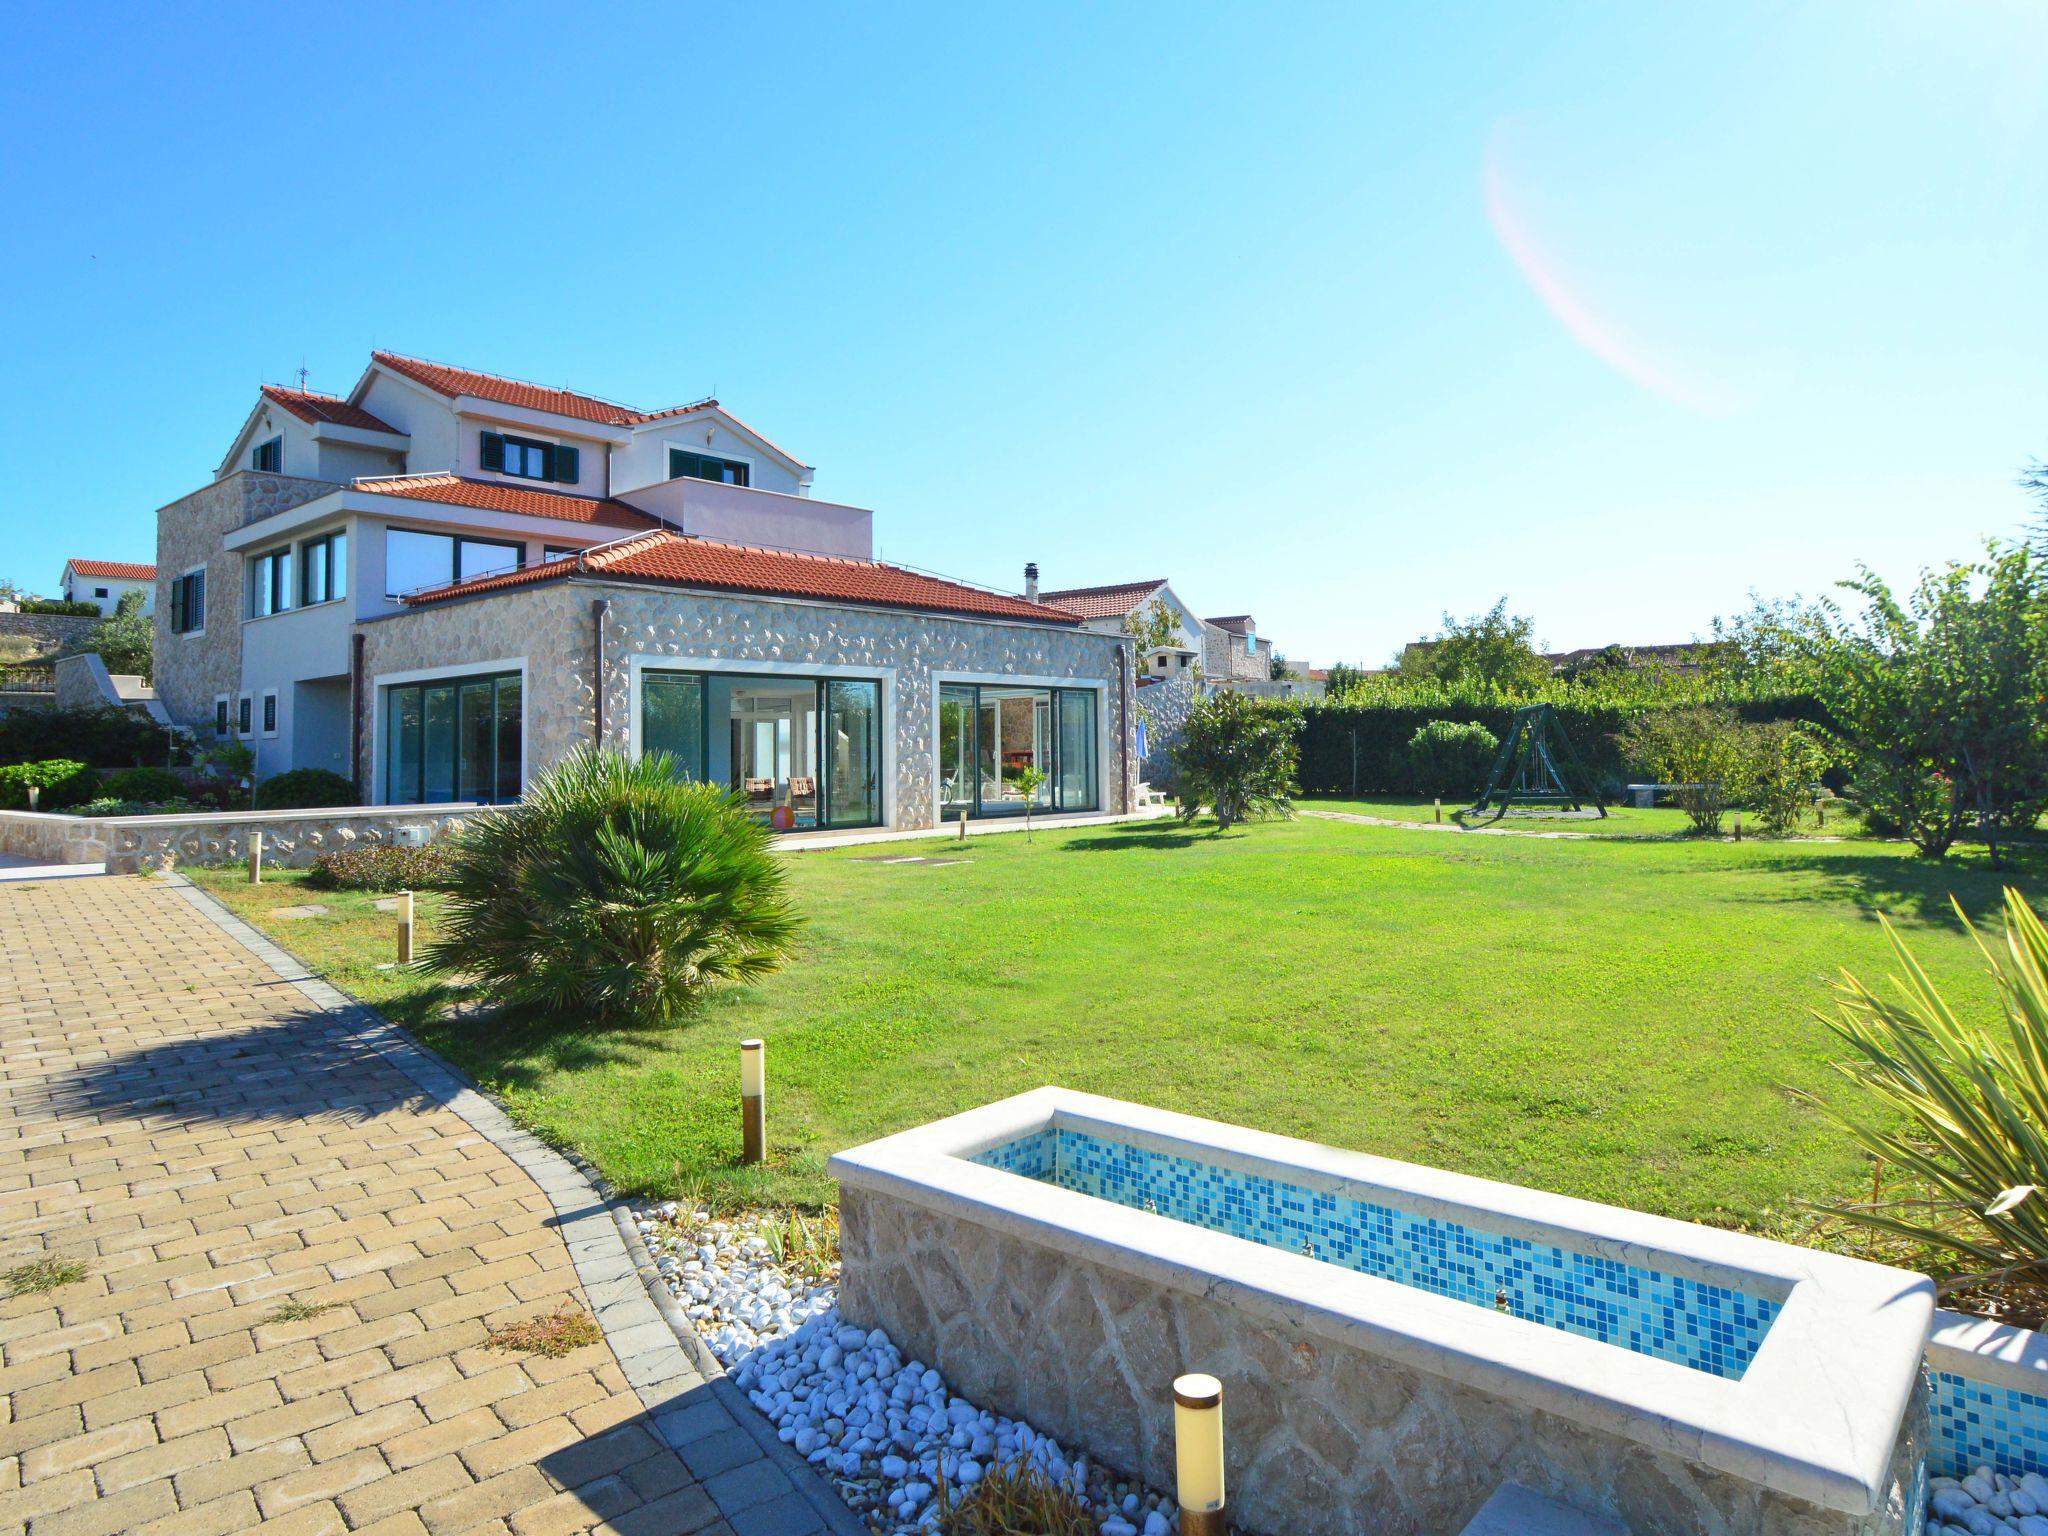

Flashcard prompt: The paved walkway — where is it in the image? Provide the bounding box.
[0,872,844,1536]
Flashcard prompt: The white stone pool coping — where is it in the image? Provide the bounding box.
[1929,1306,2048,1393]
[828,1087,1934,1518]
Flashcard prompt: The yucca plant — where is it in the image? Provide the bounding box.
[1803,887,2048,1293]
[426,746,800,1026]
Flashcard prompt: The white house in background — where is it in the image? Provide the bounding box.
[62,559,157,616]
[153,351,1136,830]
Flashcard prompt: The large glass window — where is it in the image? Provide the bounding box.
[637,670,880,830]
[301,531,346,605]
[247,547,291,618]
[384,530,524,597]
[936,682,1098,818]
[383,671,521,805]
[642,671,707,779]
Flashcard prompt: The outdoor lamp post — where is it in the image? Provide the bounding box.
[1174,1373,1226,1536]
[740,1039,766,1164]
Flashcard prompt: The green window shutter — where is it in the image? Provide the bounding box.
[480,432,505,472]
[554,445,580,484]
[170,580,184,633]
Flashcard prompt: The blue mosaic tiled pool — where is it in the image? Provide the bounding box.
[974,1126,1782,1380]
[1931,1369,2048,1478]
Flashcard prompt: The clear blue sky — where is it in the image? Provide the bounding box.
[4,2,2044,665]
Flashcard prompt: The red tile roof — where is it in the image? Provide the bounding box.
[67,559,156,581]
[350,474,662,531]
[400,529,1078,625]
[261,386,400,435]
[1207,615,1255,634]
[366,353,812,468]
[1037,578,1167,620]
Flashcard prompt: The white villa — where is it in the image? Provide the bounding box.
[61,559,157,616]
[153,352,1135,831]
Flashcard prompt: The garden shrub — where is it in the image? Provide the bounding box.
[0,705,186,769]
[17,598,100,617]
[1617,708,1754,834]
[1803,888,2048,1300]
[426,747,799,1025]
[1405,720,1498,798]
[305,843,453,893]
[254,768,358,810]
[1748,723,1832,834]
[103,766,185,802]
[74,797,199,817]
[1173,691,1299,830]
[0,758,101,810]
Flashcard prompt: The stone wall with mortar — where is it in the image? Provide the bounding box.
[0,611,99,655]
[357,578,1138,827]
[1135,673,1198,794]
[153,471,338,734]
[838,1187,1926,1536]
[0,804,486,873]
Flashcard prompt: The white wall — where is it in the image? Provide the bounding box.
[616,480,873,559]
[613,414,808,496]
[220,403,321,481]
[357,372,459,471]
[63,573,154,616]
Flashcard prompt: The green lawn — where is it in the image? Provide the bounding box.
[190,816,2045,1252]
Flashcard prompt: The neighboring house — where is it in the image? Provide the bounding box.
[62,559,157,616]
[1202,615,1275,687]
[1036,577,1285,691]
[155,352,1135,829]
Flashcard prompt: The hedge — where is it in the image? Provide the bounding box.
[1295,694,1831,798]
[0,706,185,769]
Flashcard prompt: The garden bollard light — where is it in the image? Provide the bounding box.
[959,809,968,842]
[25,784,38,811]
[1174,1373,1226,1536]
[396,889,414,965]
[1734,811,1743,842]
[248,830,263,884]
[1434,798,1442,823]
[740,1039,766,1163]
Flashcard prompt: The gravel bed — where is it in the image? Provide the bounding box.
[633,1200,1183,1535]
[1928,1467,2048,1535]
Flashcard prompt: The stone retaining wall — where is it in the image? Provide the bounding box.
[0,804,486,874]
[839,1187,1927,1536]
[0,610,98,653]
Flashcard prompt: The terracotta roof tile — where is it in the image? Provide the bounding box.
[1037,579,1167,620]
[1207,615,1255,634]
[400,529,1077,626]
[260,385,400,434]
[350,474,662,531]
[67,559,156,581]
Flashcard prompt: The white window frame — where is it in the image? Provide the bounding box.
[213,693,231,739]
[236,694,253,737]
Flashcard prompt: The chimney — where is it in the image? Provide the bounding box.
[1024,562,1040,603]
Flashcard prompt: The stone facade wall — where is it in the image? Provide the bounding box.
[0,804,486,874]
[0,611,98,655]
[357,580,1139,827]
[839,1188,1926,1536]
[153,471,338,735]
[1135,673,1198,794]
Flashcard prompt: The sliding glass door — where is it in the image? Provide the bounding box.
[637,669,882,830]
[383,671,522,805]
[937,682,1099,818]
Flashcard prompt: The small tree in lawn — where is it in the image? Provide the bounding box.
[1012,764,1047,840]
[1173,691,1298,831]
[1618,707,1755,834]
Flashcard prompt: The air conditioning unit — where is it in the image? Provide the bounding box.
[389,823,429,848]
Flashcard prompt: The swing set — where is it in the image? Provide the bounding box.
[1464,704,1608,821]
